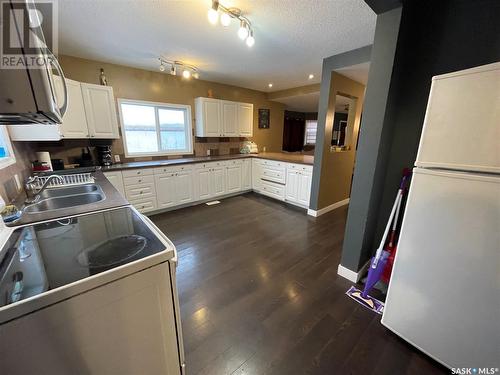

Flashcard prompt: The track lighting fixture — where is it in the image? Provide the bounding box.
[158,58,199,80]
[207,0,255,47]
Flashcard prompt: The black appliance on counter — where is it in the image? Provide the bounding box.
[96,145,113,166]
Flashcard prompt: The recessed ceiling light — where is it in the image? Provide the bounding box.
[308,74,314,79]
[268,83,273,88]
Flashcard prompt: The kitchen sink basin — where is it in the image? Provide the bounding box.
[37,184,100,199]
[24,184,106,214]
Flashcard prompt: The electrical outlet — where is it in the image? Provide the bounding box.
[114,154,121,163]
[206,149,211,156]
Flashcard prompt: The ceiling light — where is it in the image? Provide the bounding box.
[246,30,255,47]
[220,12,231,27]
[268,83,273,88]
[158,57,199,79]
[208,0,219,25]
[308,74,314,79]
[238,20,249,40]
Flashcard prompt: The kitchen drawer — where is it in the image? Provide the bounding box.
[154,165,192,175]
[261,167,286,184]
[122,168,154,178]
[259,159,285,169]
[260,180,285,201]
[123,174,154,186]
[125,182,156,200]
[226,159,243,166]
[129,197,157,213]
[287,163,313,173]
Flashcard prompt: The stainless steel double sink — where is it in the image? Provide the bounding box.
[24,184,106,214]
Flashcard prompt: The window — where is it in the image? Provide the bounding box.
[0,127,16,169]
[118,99,193,157]
[304,120,318,145]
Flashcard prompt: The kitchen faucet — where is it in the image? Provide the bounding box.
[25,175,65,204]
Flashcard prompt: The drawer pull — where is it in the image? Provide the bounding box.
[139,191,143,194]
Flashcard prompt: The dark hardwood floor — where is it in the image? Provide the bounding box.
[151,193,447,375]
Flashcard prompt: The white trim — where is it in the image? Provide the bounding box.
[307,198,349,217]
[337,260,370,283]
[117,98,194,158]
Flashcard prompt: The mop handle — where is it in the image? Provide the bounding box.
[372,192,401,268]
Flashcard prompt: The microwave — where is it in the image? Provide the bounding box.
[0,0,67,125]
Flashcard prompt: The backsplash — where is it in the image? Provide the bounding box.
[24,136,246,166]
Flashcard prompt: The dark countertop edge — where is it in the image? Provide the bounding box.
[102,154,314,172]
[7,171,129,227]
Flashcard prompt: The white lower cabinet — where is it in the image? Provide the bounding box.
[176,170,194,205]
[242,159,252,190]
[252,159,262,192]
[155,172,176,209]
[105,158,313,214]
[193,162,226,200]
[210,166,226,197]
[285,165,313,208]
[194,166,211,201]
[155,166,194,209]
[226,161,242,194]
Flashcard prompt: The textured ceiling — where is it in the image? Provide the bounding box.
[275,92,321,112]
[271,62,370,112]
[58,0,376,92]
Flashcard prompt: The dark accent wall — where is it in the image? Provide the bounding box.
[342,0,500,271]
[372,0,500,250]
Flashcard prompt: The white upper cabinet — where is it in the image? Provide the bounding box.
[221,100,238,137]
[238,103,253,137]
[81,83,119,139]
[195,97,222,137]
[54,76,88,138]
[10,78,120,141]
[195,97,253,137]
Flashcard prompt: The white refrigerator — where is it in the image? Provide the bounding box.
[381,62,500,369]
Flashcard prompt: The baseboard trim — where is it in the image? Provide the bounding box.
[337,260,370,283]
[307,198,350,217]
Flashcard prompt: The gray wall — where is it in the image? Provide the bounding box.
[340,8,402,270]
[341,0,500,272]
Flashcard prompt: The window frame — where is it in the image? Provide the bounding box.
[117,98,193,158]
[0,127,16,170]
[304,119,318,146]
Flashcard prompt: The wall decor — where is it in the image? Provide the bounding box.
[258,109,270,129]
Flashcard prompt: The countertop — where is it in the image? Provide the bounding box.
[102,152,314,172]
[8,171,129,227]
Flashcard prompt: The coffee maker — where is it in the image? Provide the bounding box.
[96,145,113,166]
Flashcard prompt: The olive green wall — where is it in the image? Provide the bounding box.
[41,55,285,164]
[316,72,366,209]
